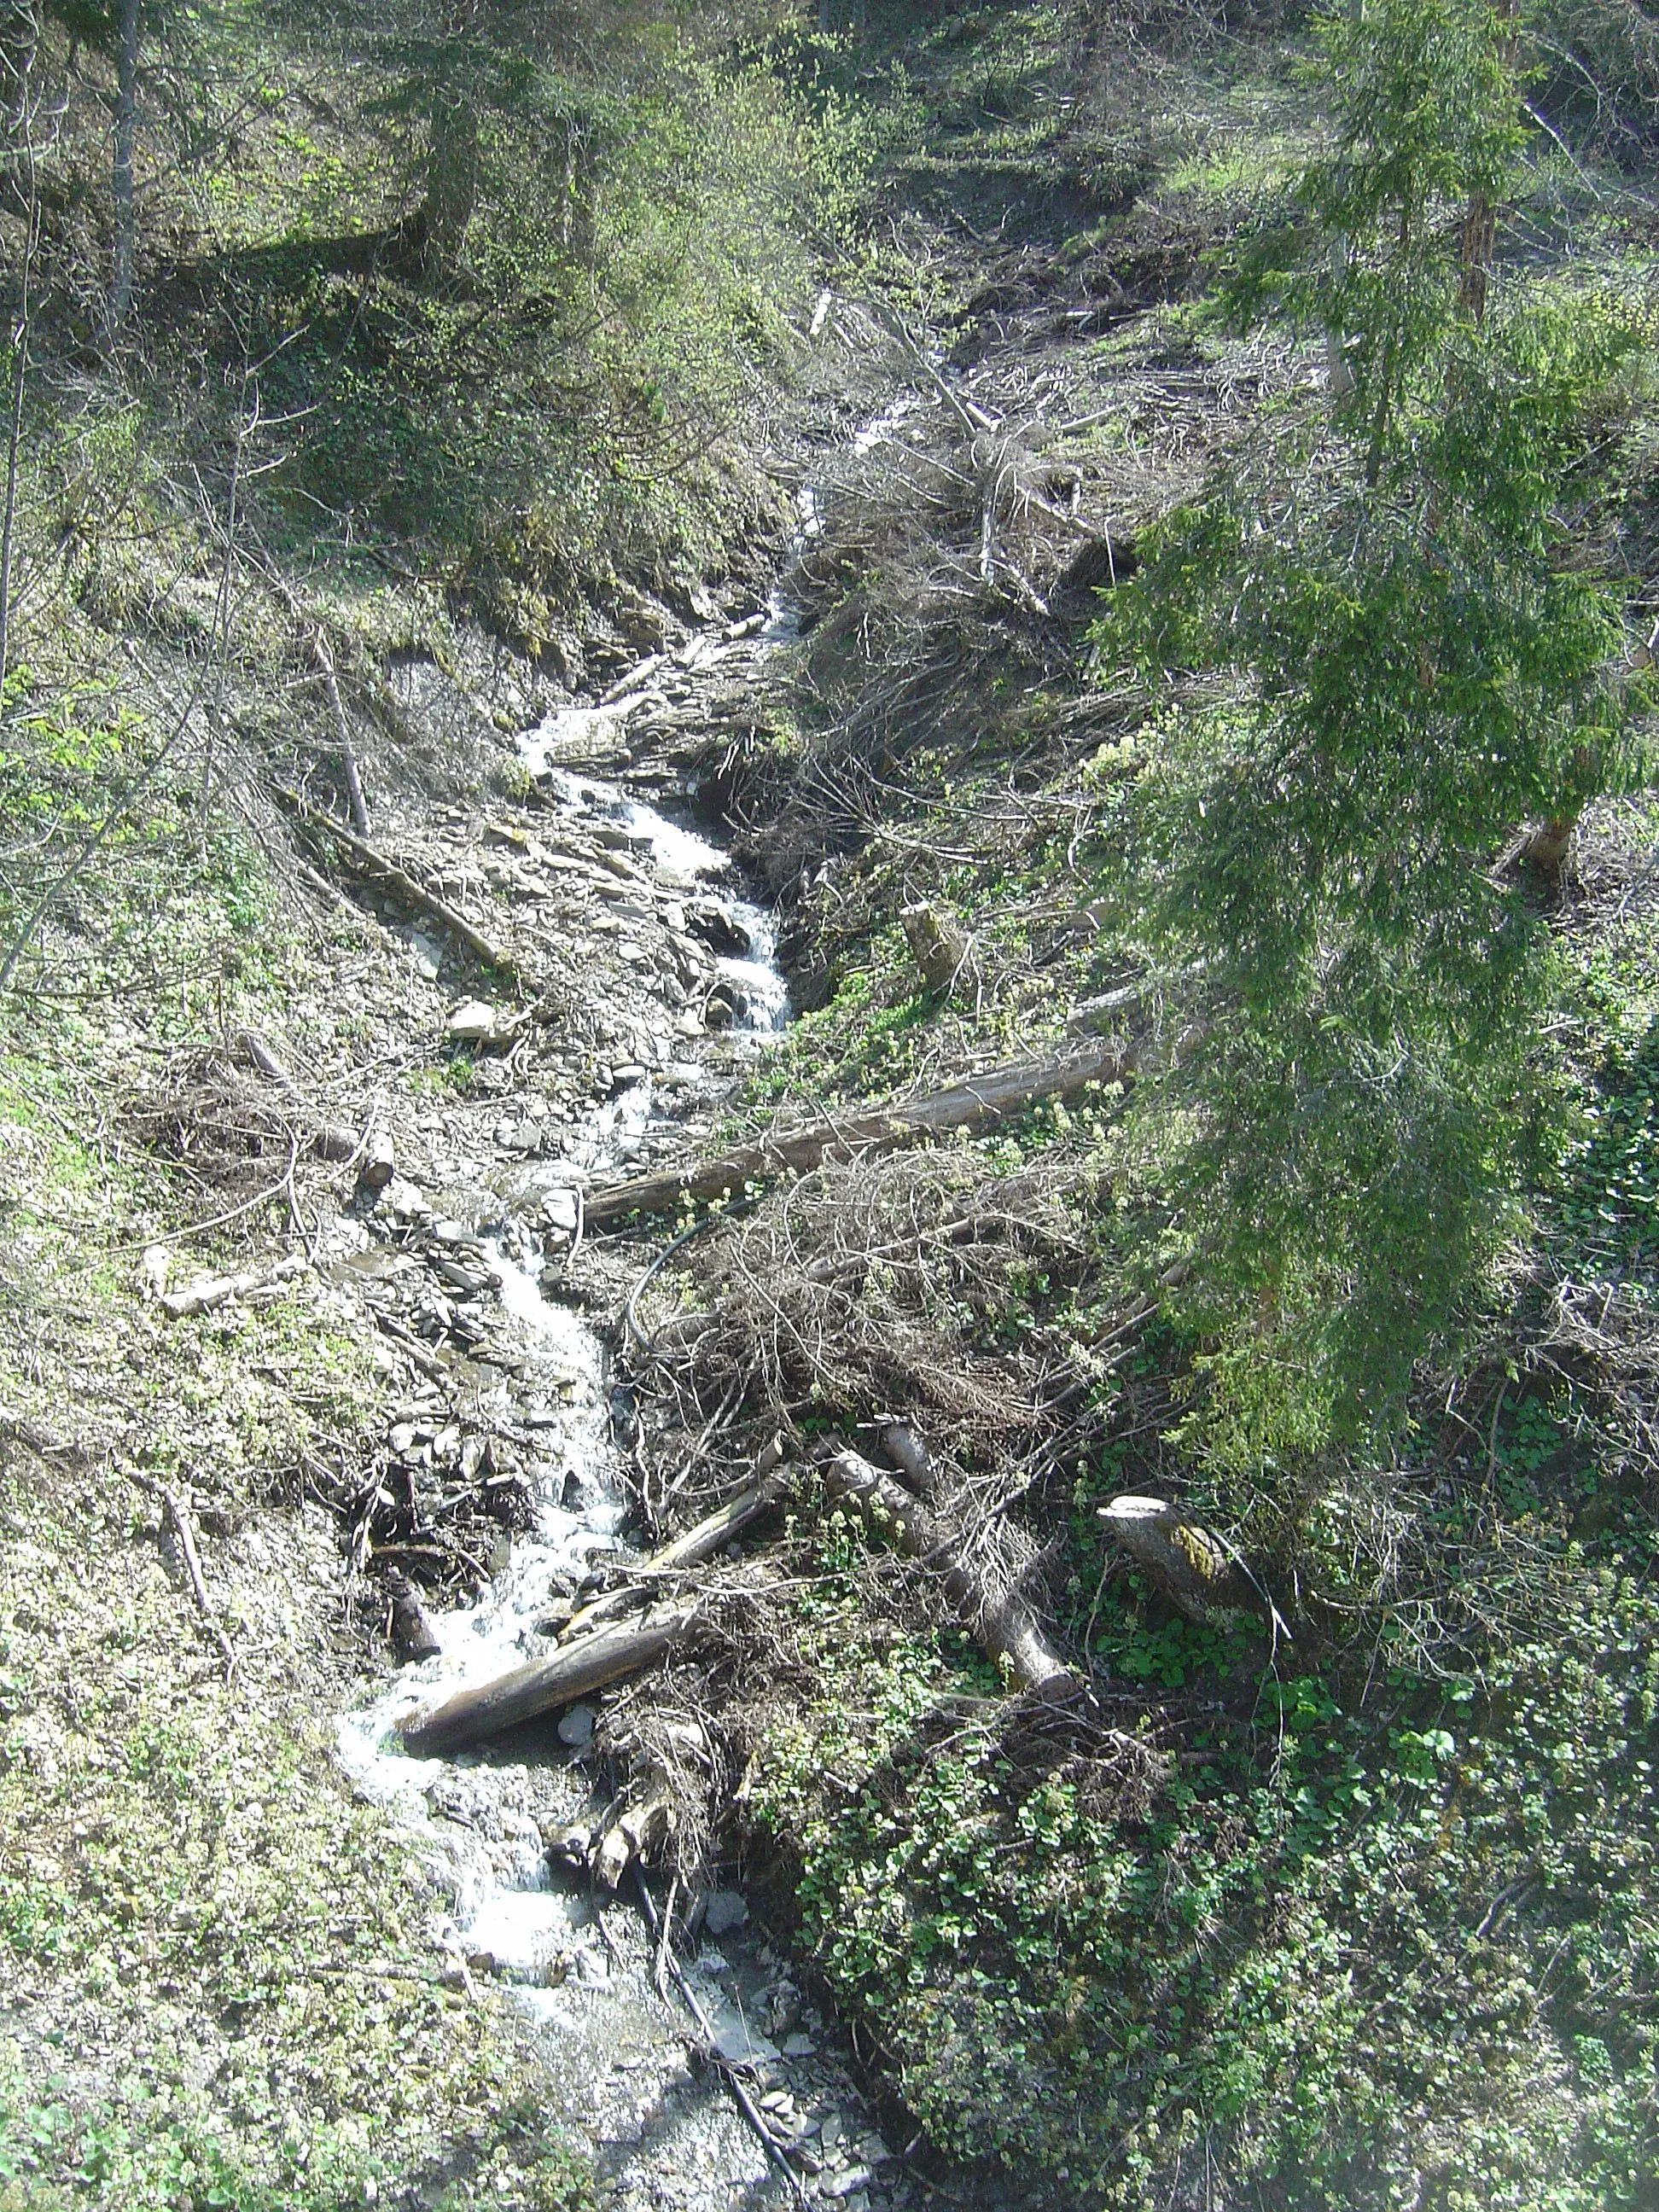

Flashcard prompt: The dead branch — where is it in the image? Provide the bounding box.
[157,1253,306,1319]
[824,1448,1079,1697]
[272,786,515,976]
[556,1467,791,1642]
[263,570,370,835]
[131,1471,237,1676]
[630,1865,811,2203]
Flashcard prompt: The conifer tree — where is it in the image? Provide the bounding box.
[1096,0,1646,1476]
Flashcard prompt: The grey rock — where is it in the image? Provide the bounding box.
[557,1703,596,1750]
[538,1186,580,1236]
[446,998,514,1047]
[703,1888,749,1936]
[381,1177,432,1224]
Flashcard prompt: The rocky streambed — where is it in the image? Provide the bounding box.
[317,655,916,2211]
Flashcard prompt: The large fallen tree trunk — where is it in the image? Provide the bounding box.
[402,1599,698,1757]
[585,1038,1137,1226]
[824,1448,1078,1697]
[402,1470,791,1754]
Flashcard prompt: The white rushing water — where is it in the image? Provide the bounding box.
[335,762,799,2133]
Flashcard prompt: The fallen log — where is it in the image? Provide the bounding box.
[273,786,515,976]
[236,1026,296,1089]
[878,1421,940,1499]
[557,1467,790,1641]
[401,1599,698,1757]
[585,1037,1137,1226]
[159,1254,307,1319]
[824,1449,1077,1697]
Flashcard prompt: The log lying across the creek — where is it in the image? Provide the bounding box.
[402,1598,700,1756]
[824,1448,1079,1697]
[585,1037,1138,1226]
[400,1471,791,1753]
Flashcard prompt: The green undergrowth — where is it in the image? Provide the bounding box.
[730,20,1659,2201]
[0,1438,596,2212]
[0,684,593,2205]
[756,1487,1659,2208]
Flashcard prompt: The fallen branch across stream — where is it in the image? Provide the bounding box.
[585,1036,1138,1227]
[402,1445,1084,1758]
[402,1598,700,1757]
[401,1469,793,1753]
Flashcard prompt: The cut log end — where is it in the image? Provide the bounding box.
[1098,1494,1257,1624]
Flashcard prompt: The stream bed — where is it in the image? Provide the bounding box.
[333,750,907,2211]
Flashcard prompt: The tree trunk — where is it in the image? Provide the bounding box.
[1457,0,1515,326]
[0,1,36,148]
[585,1036,1138,1226]
[421,84,477,273]
[1457,193,1496,323]
[401,1600,698,1756]
[108,0,139,330]
[1097,1495,1259,1625]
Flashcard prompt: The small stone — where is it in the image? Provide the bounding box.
[782,2033,817,2058]
[538,1187,580,1236]
[557,1703,595,1749]
[446,998,512,1047]
[824,2168,875,2200]
[546,1823,592,1869]
[381,1177,432,1223]
[704,1888,749,1936]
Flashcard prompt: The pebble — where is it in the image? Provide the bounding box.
[557,1703,596,1749]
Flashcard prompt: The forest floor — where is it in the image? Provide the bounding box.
[3,3,1659,2210]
